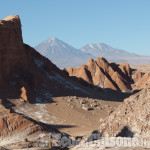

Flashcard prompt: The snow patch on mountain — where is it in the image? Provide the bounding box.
[35,37,93,68]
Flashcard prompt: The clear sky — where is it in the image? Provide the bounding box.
[1,0,150,55]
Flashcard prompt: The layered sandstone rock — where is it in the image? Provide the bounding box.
[0,15,29,85]
[133,73,150,90]
[64,57,132,92]
[132,71,144,83]
[0,113,40,138]
[99,85,150,137]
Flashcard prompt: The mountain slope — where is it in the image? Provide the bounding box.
[81,43,137,57]
[81,43,150,65]
[63,57,133,92]
[35,37,93,68]
[63,56,150,93]
[35,39,150,68]
[99,85,150,137]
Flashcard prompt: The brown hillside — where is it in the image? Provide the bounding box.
[0,15,92,103]
[99,85,150,137]
[64,57,132,92]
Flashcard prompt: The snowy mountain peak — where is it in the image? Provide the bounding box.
[35,38,149,68]
[43,37,62,46]
[47,37,57,43]
[87,43,114,51]
[35,37,93,68]
[81,43,137,57]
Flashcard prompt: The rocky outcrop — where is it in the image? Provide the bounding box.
[0,113,40,138]
[0,15,29,85]
[99,85,150,137]
[20,87,28,101]
[64,57,132,92]
[0,98,58,144]
[0,15,93,104]
[132,71,144,83]
[133,72,150,90]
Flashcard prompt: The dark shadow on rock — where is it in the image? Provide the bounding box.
[62,70,135,102]
[99,67,121,91]
[1,98,75,135]
[0,98,16,109]
[15,111,76,132]
[86,130,102,142]
[0,44,142,104]
[116,126,134,138]
[109,62,132,89]
[132,89,141,95]
[0,66,138,104]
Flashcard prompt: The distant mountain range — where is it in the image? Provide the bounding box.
[35,37,93,68]
[35,37,150,68]
[81,43,138,58]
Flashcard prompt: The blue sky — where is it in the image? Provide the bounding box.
[1,0,150,55]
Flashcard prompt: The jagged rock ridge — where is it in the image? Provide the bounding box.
[64,57,150,93]
[99,85,150,137]
[63,57,132,92]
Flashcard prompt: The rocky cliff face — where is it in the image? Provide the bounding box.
[0,15,29,85]
[0,15,90,103]
[99,85,150,137]
[64,57,132,92]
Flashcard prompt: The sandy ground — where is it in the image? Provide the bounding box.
[131,65,150,73]
[12,96,120,137]
[0,96,121,149]
[2,93,150,149]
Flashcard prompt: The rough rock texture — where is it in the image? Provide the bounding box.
[0,113,41,138]
[133,73,150,90]
[0,98,59,146]
[99,85,150,137]
[0,15,91,103]
[64,57,132,92]
[20,87,28,101]
[0,15,29,85]
[132,71,144,83]
[0,104,59,149]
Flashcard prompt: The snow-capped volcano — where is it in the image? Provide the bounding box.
[81,43,138,58]
[80,43,150,64]
[35,37,93,68]
[35,38,150,67]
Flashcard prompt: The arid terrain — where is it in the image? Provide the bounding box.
[0,15,150,150]
[131,65,150,73]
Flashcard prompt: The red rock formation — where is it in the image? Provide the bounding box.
[0,113,40,138]
[134,73,150,90]
[0,15,90,103]
[0,15,29,85]
[64,57,132,92]
[132,71,144,83]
